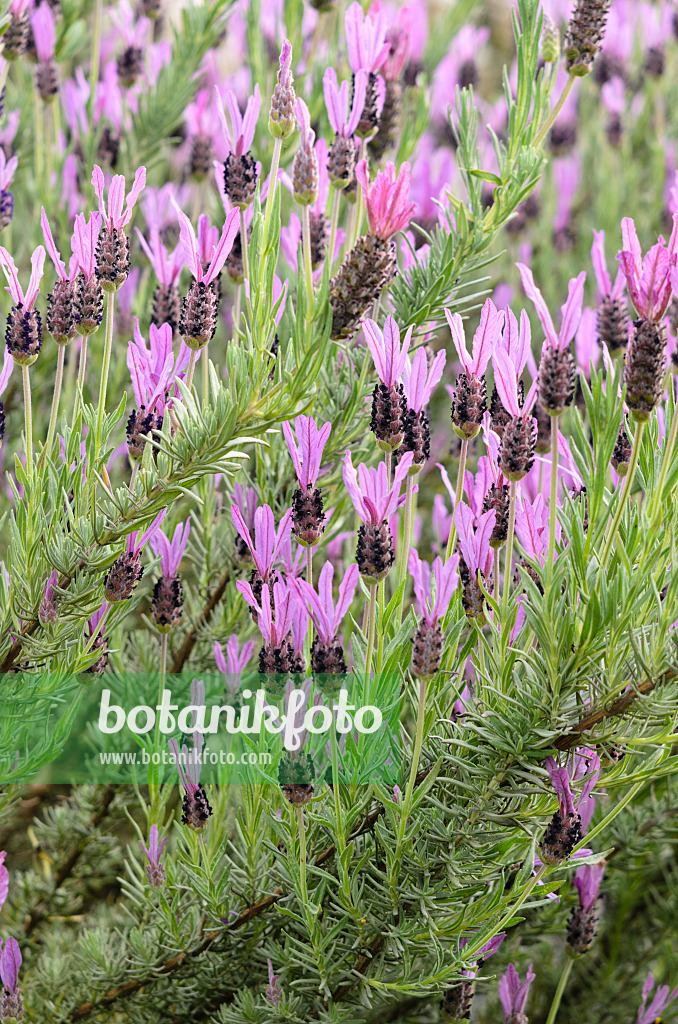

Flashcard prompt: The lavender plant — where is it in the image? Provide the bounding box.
[1,0,678,1022]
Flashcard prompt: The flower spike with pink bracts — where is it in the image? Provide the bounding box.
[408,550,460,677]
[0,936,23,1021]
[454,501,495,622]
[343,449,414,582]
[103,510,166,604]
[91,165,146,291]
[399,345,446,472]
[356,159,416,240]
[324,67,367,189]
[283,415,331,547]
[217,84,261,208]
[0,244,46,365]
[498,963,535,1023]
[215,635,254,698]
[139,825,167,888]
[635,974,678,1024]
[0,149,18,232]
[294,561,359,678]
[446,298,503,439]
[237,579,306,676]
[517,263,585,417]
[566,862,605,955]
[493,321,539,482]
[168,681,212,831]
[231,502,293,596]
[541,751,599,865]
[149,519,191,632]
[364,314,412,452]
[136,226,184,332]
[345,1,388,138]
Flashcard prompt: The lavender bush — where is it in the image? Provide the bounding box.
[1,0,678,1021]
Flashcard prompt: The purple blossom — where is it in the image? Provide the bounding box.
[150,520,191,577]
[591,229,626,302]
[408,550,460,626]
[72,212,102,281]
[232,482,257,534]
[126,510,166,559]
[575,307,600,379]
[635,972,678,1024]
[265,959,283,1005]
[215,636,254,697]
[38,569,59,624]
[31,2,55,61]
[216,84,261,157]
[515,495,553,567]
[445,298,503,378]
[545,749,600,821]
[516,263,586,353]
[92,165,146,232]
[282,415,331,491]
[0,244,46,311]
[618,216,678,322]
[342,450,414,525]
[236,580,300,649]
[459,933,505,978]
[295,561,359,644]
[355,160,416,240]
[0,936,21,994]
[109,0,149,50]
[0,852,7,913]
[499,963,535,1022]
[402,346,446,413]
[363,314,412,388]
[573,862,605,912]
[127,319,192,415]
[454,501,495,578]
[136,227,184,288]
[173,202,239,285]
[493,343,538,419]
[345,1,389,73]
[168,679,207,797]
[139,825,167,887]
[0,151,17,192]
[323,67,367,137]
[231,503,293,580]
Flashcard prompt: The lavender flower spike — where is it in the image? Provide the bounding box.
[408,550,459,677]
[499,962,535,1024]
[618,215,678,323]
[455,501,495,622]
[324,67,367,189]
[635,972,678,1024]
[215,635,254,698]
[566,861,605,956]
[541,751,599,865]
[446,298,503,438]
[91,164,146,291]
[399,345,446,471]
[269,40,296,140]
[0,244,46,365]
[493,341,538,482]
[283,415,331,547]
[343,449,414,582]
[0,935,23,1021]
[265,960,283,1005]
[295,561,359,678]
[356,160,416,240]
[139,824,167,887]
[364,314,412,451]
[168,683,213,831]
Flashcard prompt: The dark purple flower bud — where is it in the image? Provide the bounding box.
[329,235,397,339]
[139,824,167,888]
[117,45,144,87]
[0,192,14,232]
[35,59,58,102]
[538,345,576,417]
[278,750,315,805]
[269,41,296,139]
[46,278,77,345]
[611,425,632,475]
[624,318,666,422]
[74,272,104,335]
[3,12,30,59]
[223,151,257,207]
[440,980,474,1022]
[96,226,131,292]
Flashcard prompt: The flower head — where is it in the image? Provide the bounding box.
[216,84,261,157]
[573,862,605,912]
[231,503,292,580]
[282,415,331,491]
[0,151,18,192]
[139,825,167,887]
[445,298,503,378]
[342,450,414,525]
[323,67,367,137]
[516,263,586,352]
[402,346,446,413]
[635,973,678,1024]
[127,319,191,415]
[591,229,625,301]
[356,159,415,239]
[618,215,678,322]
[0,936,21,993]
[454,501,495,577]
[545,750,599,820]
[150,519,191,577]
[408,550,459,626]
[31,2,55,61]
[295,561,359,644]
[92,165,147,232]
[0,245,46,311]
[345,1,390,73]
[265,960,283,1006]
[498,963,536,1022]
[173,202,239,285]
[363,314,412,388]
[237,579,298,648]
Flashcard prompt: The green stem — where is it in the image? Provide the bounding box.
[493,547,500,599]
[348,139,367,250]
[233,284,242,334]
[445,437,468,560]
[534,75,576,148]
[501,480,517,621]
[149,632,168,816]
[301,204,314,331]
[263,137,283,240]
[305,547,313,668]
[296,804,308,907]
[22,364,33,476]
[545,958,573,1024]
[239,205,250,287]
[397,474,415,621]
[40,342,65,467]
[88,0,103,122]
[546,416,559,582]
[76,335,88,403]
[185,349,199,390]
[463,864,548,964]
[389,676,427,904]
[94,291,115,466]
[364,583,378,678]
[649,392,678,524]
[326,187,341,276]
[202,345,209,405]
[601,421,644,566]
